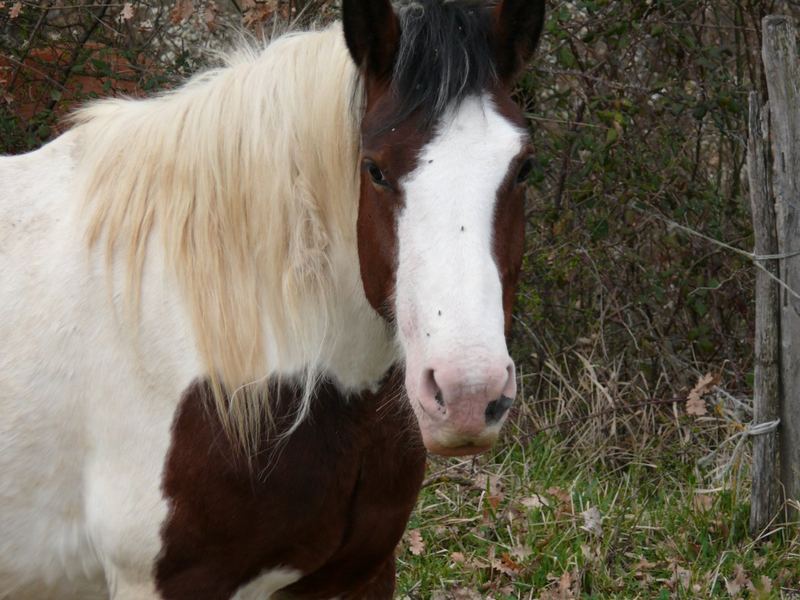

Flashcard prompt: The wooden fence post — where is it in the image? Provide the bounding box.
[747,92,782,534]
[762,15,800,516]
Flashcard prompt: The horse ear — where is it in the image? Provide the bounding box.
[492,0,546,83]
[342,0,401,79]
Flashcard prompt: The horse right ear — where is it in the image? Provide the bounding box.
[492,0,546,83]
[342,0,401,79]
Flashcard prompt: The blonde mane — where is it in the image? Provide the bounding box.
[71,25,364,451]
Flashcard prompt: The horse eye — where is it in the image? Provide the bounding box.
[516,157,534,185]
[365,161,389,187]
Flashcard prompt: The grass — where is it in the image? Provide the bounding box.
[395,356,800,599]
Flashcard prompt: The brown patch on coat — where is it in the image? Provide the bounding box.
[356,84,431,318]
[155,368,425,600]
[490,86,531,333]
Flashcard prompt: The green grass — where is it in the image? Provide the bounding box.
[396,432,800,599]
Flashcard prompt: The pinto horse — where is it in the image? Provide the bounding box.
[0,0,545,597]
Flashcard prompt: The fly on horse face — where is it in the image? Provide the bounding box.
[0,0,544,598]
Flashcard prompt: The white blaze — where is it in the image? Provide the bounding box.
[396,94,526,405]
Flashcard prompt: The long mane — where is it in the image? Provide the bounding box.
[71,26,362,451]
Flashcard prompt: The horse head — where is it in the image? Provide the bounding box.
[344,0,545,456]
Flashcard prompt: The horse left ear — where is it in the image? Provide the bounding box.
[342,0,401,79]
[491,0,546,83]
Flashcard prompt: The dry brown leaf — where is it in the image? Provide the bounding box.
[203,1,218,31]
[725,563,750,597]
[243,4,274,28]
[547,486,571,505]
[560,570,575,597]
[686,372,719,417]
[546,486,573,517]
[490,551,523,577]
[539,569,578,600]
[450,551,466,564]
[406,529,425,556]
[170,0,194,24]
[9,2,21,19]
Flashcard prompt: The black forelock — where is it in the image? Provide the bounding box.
[389,0,497,129]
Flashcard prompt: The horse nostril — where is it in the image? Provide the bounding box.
[485,396,513,425]
[423,369,446,412]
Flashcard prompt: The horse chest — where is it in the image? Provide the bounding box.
[156,375,426,600]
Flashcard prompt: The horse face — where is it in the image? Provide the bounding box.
[344,0,544,456]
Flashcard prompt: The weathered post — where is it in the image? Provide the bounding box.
[762,15,800,515]
[747,93,782,534]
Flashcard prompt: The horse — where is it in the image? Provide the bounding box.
[0,0,545,597]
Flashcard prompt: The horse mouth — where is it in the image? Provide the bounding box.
[423,439,492,457]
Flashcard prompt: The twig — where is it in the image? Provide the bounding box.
[8,0,54,91]
[553,101,586,212]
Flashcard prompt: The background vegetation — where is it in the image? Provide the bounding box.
[2,0,799,597]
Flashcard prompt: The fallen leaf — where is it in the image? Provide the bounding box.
[491,551,523,577]
[693,494,714,512]
[539,569,578,600]
[450,551,465,564]
[406,529,425,556]
[581,506,603,537]
[560,570,575,597]
[520,494,549,509]
[580,544,597,561]
[633,557,657,577]
[686,372,719,417]
[170,0,194,24]
[758,575,772,594]
[674,566,691,590]
[243,4,274,29]
[546,486,572,515]
[510,545,532,561]
[474,473,504,497]
[432,588,482,600]
[9,1,21,19]
[203,1,218,31]
[725,564,750,597]
[120,2,134,21]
